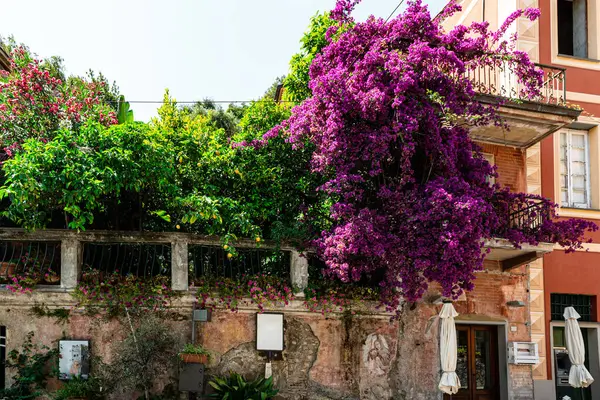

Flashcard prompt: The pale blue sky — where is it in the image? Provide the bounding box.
[2,0,446,121]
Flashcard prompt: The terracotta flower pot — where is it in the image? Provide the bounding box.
[180,353,208,364]
[44,275,60,284]
[0,262,16,277]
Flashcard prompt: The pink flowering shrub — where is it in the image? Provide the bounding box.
[0,47,117,153]
[6,270,41,294]
[243,0,597,309]
[194,275,294,312]
[303,284,379,316]
[72,269,175,317]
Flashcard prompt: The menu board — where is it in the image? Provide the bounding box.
[58,340,90,380]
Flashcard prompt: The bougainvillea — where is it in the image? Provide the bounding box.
[246,0,597,309]
[0,46,117,153]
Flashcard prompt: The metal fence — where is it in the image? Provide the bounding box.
[491,193,552,239]
[188,245,290,282]
[0,241,61,283]
[467,62,567,106]
[82,242,171,278]
[0,230,303,290]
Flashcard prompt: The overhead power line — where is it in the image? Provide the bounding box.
[385,0,406,22]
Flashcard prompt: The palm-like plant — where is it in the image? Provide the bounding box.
[207,373,278,400]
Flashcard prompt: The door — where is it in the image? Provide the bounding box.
[445,325,500,400]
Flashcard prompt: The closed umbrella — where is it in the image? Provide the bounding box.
[439,302,460,395]
[564,307,594,388]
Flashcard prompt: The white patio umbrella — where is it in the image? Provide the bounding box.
[439,302,460,395]
[564,306,594,388]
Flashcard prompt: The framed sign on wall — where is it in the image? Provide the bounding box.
[59,340,90,380]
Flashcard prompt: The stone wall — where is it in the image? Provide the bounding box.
[0,260,535,400]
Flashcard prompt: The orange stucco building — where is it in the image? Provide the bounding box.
[444,0,600,398]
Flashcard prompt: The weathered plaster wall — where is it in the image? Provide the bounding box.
[0,261,534,400]
[390,261,533,400]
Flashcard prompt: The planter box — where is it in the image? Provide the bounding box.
[180,354,208,364]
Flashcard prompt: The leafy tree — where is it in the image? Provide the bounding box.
[0,46,117,151]
[257,0,597,308]
[283,12,346,103]
[0,122,176,230]
[107,316,179,400]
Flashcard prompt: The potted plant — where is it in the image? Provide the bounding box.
[44,268,60,284]
[0,260,16,277]
[178,343,211,364]
[208,373,278,399]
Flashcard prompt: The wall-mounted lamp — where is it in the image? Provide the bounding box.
[506,300,526,308]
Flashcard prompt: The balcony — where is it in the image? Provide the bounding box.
[485,193,555,270]
[468,63,581,148]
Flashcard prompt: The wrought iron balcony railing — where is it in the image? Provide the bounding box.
[467,62,567,106]
[492,193,553,239]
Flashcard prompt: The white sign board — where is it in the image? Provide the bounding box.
[256,313,284,351]
[59,340,90,380]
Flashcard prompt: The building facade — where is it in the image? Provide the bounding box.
[0,85,580,400]
[0,7,588,400]
[445,0,600,399]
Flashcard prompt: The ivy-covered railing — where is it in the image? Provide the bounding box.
[0,224,561,299]
[467,62,567,106]
[0,229,307,295]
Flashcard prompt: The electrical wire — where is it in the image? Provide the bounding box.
[385,0,406,22]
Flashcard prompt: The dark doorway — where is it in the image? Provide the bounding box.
[444,325,500,400]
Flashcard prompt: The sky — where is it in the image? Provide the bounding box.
[2,0,446,121]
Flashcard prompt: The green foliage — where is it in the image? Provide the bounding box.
[117,95,134,124]
[0,122,176,230]
[179,343,211,358]
[29,303,71,324]
[207,373,278,400]
[106,316,179,397]
[283,13,346,103]
[52,376,105,400]
[72,270,176,318]
[0,332,58,400]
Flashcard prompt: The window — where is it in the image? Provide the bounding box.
[558,0,589,58]
[551,293,594,321]
[0,326,5,390]
[560,129,590,208]
[482,153,496,185]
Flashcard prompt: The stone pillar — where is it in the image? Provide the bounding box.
[290,250,309,297]
[171,241,189,291]
[60,239,81,289]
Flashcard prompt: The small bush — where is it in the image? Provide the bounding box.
[208,373,278,400]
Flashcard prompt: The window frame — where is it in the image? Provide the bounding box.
[557,0,589,59]
[550,293,595,322]
[560,129,591,209]
[482,152,496,185]
[551,0,600,69]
